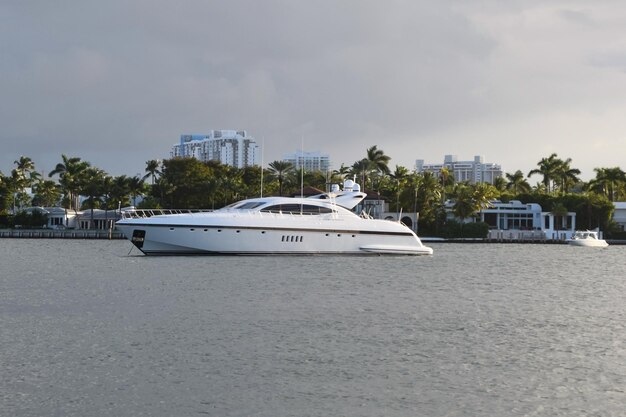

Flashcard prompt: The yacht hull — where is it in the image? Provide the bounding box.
[117,221,432,256]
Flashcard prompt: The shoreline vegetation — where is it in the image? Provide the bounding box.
[1,149,625,239]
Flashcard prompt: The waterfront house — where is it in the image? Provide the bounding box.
[76,208,123,230]
[20,207,79,229]
[445,200,577,241]
[612,202,626,231]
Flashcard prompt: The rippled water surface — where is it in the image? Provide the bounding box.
[2,239,625,416]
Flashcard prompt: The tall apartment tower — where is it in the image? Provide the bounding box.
[171,130,260,168]
[415,155,502,184]
[282,150,331,172]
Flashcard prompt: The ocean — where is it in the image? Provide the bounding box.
[1,239,625,416]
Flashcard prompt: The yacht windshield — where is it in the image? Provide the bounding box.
[260,204,334,215]
[218,201,265,211]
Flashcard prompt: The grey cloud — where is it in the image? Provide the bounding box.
[2,1,626,178]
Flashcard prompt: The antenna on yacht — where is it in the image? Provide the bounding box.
[260,137,264,198]
[300,136,304,200]
[299,136,304,215]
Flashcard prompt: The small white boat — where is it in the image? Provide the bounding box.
[568,230,608,247]
[116,179,433,256]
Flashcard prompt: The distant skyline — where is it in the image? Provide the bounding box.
[2,1,626,180]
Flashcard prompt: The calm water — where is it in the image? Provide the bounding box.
[1,239,625,417]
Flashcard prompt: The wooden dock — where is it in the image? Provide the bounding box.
[0,229,125,239]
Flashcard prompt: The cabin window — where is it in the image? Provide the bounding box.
[235,202,265,210]
[261,204,334,215]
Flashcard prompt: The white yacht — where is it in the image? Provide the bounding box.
[568,230,608,247]
[116,180,433,256]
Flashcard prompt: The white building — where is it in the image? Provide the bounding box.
[613,202,626,231]
[415,155,503,184]
[171,130,260,168]
[283,150,330,172]
[445,199,577,240]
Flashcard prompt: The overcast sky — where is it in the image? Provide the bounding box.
[2,0,626,180]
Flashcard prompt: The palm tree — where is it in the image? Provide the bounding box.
[493,176,507,193]
[350,159,372,190]
[49,155,90,210]
[128,176,146,206]
[13,156,37,186]
[80,167,107,229]
[415,171,443,226]
[268,161,294,196]
[332,163,351,180]
[550,202,569,231]
[143,159,162,185]
[11,156,39,209]
[528,153,561,193]
[452,184,476,223]
[452,182,497,224]
[365,145,391,191]
[109,175,131,209]
[553,158,580,194]
[366,145,391,175]
[588,167,626,201]
[389,165,409,212]
[505,170,531,194]
[32,180,61,207]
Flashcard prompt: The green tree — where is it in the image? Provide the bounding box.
[350,159,372,190]
[32,180,62,207]
[506,170,531,194]
[451,182,497,227]
[143,159,162,185]
[553,157,581,194]
[80,167,107,228]
[268,160,294,196]
[11,156,39,209]
[332,163,351,181]
[48,155,90,210]
[128,176,147,206]
[588,167,626,201]
[400,172,444,234]
[157,158,214,208]
[366,145,391,186]
[389,165,410,212]
[528,153,561,193]
[109,175,132,209]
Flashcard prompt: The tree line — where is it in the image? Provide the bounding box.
[1,148,623,236]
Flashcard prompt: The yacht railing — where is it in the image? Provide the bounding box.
[120,208,213,219]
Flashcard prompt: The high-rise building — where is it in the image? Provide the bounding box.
[282,150,331,172]
[415,155,502,184]
[171,130,259,168]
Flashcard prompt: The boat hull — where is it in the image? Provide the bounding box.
[116,221,432,256]
[568,239,608,247]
